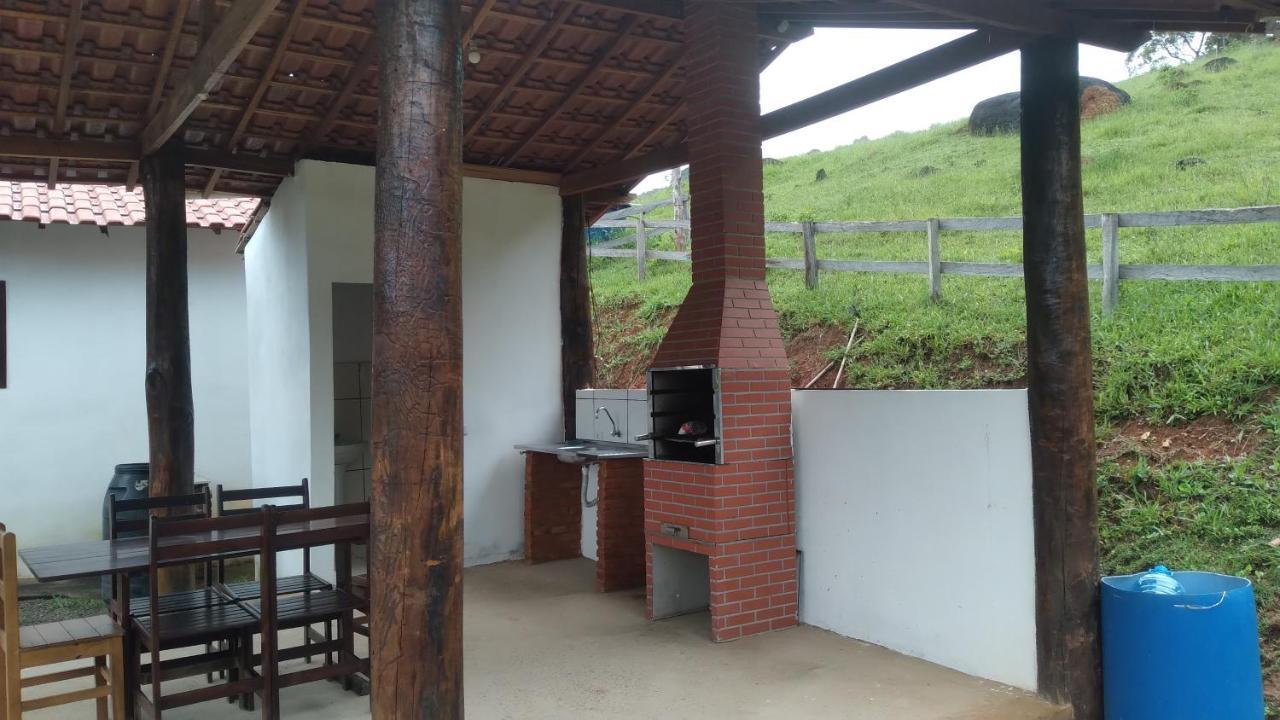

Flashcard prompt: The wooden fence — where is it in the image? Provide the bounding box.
[590,205,1280,314]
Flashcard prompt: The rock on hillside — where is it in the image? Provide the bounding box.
[969,77,1132,135]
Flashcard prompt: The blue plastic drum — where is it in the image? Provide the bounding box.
[1101,571,1264,720]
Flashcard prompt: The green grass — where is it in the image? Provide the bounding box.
[590,42,1280,698]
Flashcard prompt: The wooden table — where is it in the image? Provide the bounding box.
[19,514,369,582]
[20,512,372,712]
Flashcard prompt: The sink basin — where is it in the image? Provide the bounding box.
[515,439,647,464]
[335,442,366,468]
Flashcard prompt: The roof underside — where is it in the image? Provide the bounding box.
[0,0,1274,203]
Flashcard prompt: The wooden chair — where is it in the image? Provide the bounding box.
[250,504,370,715]
[107,489,228,622]
[130,512,271,719]
[215,481,332,600]
[216,481,333,665]
[0,523,126,719]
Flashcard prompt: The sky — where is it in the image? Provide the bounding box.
[634,29,1130,192]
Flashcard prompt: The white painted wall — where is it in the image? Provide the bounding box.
[246,161,563,571]
[792,389,1038,692]
[0,221,250,574]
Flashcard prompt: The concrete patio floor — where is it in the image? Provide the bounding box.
[26,558,1063,719]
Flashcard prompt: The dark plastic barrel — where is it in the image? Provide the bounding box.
[100,463,150,602]
[1102,571,1263,719]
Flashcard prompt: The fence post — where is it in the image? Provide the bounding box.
[926,217,942,302]
[635,214,647,282]
[1102,213,1119,314]
[802,221,818,290]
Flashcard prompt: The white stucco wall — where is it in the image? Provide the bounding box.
[0,221,251,573]
[792,389,1038,691]
[246,161,562,570]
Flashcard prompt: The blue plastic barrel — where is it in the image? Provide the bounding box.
[1101,571,1264,720]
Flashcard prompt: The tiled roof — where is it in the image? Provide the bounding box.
[0,182,260,231]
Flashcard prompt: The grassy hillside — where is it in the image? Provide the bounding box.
[589,43,1280,702]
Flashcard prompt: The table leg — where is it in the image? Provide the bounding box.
[335,540,355,692]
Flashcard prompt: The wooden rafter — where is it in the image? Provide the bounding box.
[500,15,638,166]
[760,29,1028,137]
[622,101,684,161]
[574,0,681,21]
[204,0,309,196]
[303,41,376,153]
[463,0,498,47]
[463,1,576,143]
[140,0,281,155]
[47,0,84,188]
[892,0,1149,52]
[562,47,685,171]
[563,28,1031,194]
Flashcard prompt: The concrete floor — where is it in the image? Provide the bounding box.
[25,558,1063,720]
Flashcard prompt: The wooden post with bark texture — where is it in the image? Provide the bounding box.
[1020,36,1102,720]
[371,1,465,718]
[141,139,194,502]
[560,194,594,441]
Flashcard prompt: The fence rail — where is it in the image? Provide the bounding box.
[590,205,1280,313]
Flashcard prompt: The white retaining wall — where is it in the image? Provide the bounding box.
[792,389,1038,691]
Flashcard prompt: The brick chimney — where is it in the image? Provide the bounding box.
[643,0,797,642]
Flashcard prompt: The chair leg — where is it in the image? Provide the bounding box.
[109,640,126,720]
[226,636,239,705]
[124,631,138,720]
[4,653,21,720]
[238,632,255,712]
[325,620,334,666]
[95,656,109,720]
[150,643,162,720]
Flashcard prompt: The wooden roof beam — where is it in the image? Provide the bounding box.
[892,1,1150,52]
[139,0,281,155]
[500,15,638,166]
[562,28,1029,195]
[48,0,85,188]
[562,48,685,171]
[464,2,576,143]
[761,28,1027,137]
[463,0,498,47]
[573,0,682,21]
[0,137,294,176]
[205,0,309,196]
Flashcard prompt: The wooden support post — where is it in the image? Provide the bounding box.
[560,195,594,441]
[141,139,194,501]
[635,215,648,282]
[1020,36,1101,720]
[371,1,464,718]
[1101,213,1120,315]
[802,221,818,290]
[926,218,942,302]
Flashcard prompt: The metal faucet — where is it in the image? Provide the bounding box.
[595,406,622,438]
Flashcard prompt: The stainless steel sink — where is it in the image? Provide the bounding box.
[515,439,647,464]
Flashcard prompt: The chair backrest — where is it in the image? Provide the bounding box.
[108,487,212,539]
[216,480,310,516]
[217,480,311,581]
[268,503,370,571]
[0,523,19,668]
[146,510,273,636]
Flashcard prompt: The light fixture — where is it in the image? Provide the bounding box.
[468,44,482,65]
[777,19,790,33]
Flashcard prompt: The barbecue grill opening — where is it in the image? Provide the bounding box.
[645,367,721,464]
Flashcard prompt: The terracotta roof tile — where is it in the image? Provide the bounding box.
[0,182,259,231]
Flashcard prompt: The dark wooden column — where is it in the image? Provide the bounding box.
[140,139,194,500]
[560,194,593,440]
[1020,36,1102,719]
[370,1,465,718]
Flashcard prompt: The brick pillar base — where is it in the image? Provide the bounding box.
[524,453,582,564]
[595,459,645,592]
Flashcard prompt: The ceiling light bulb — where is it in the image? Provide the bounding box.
[468,48,482,65]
